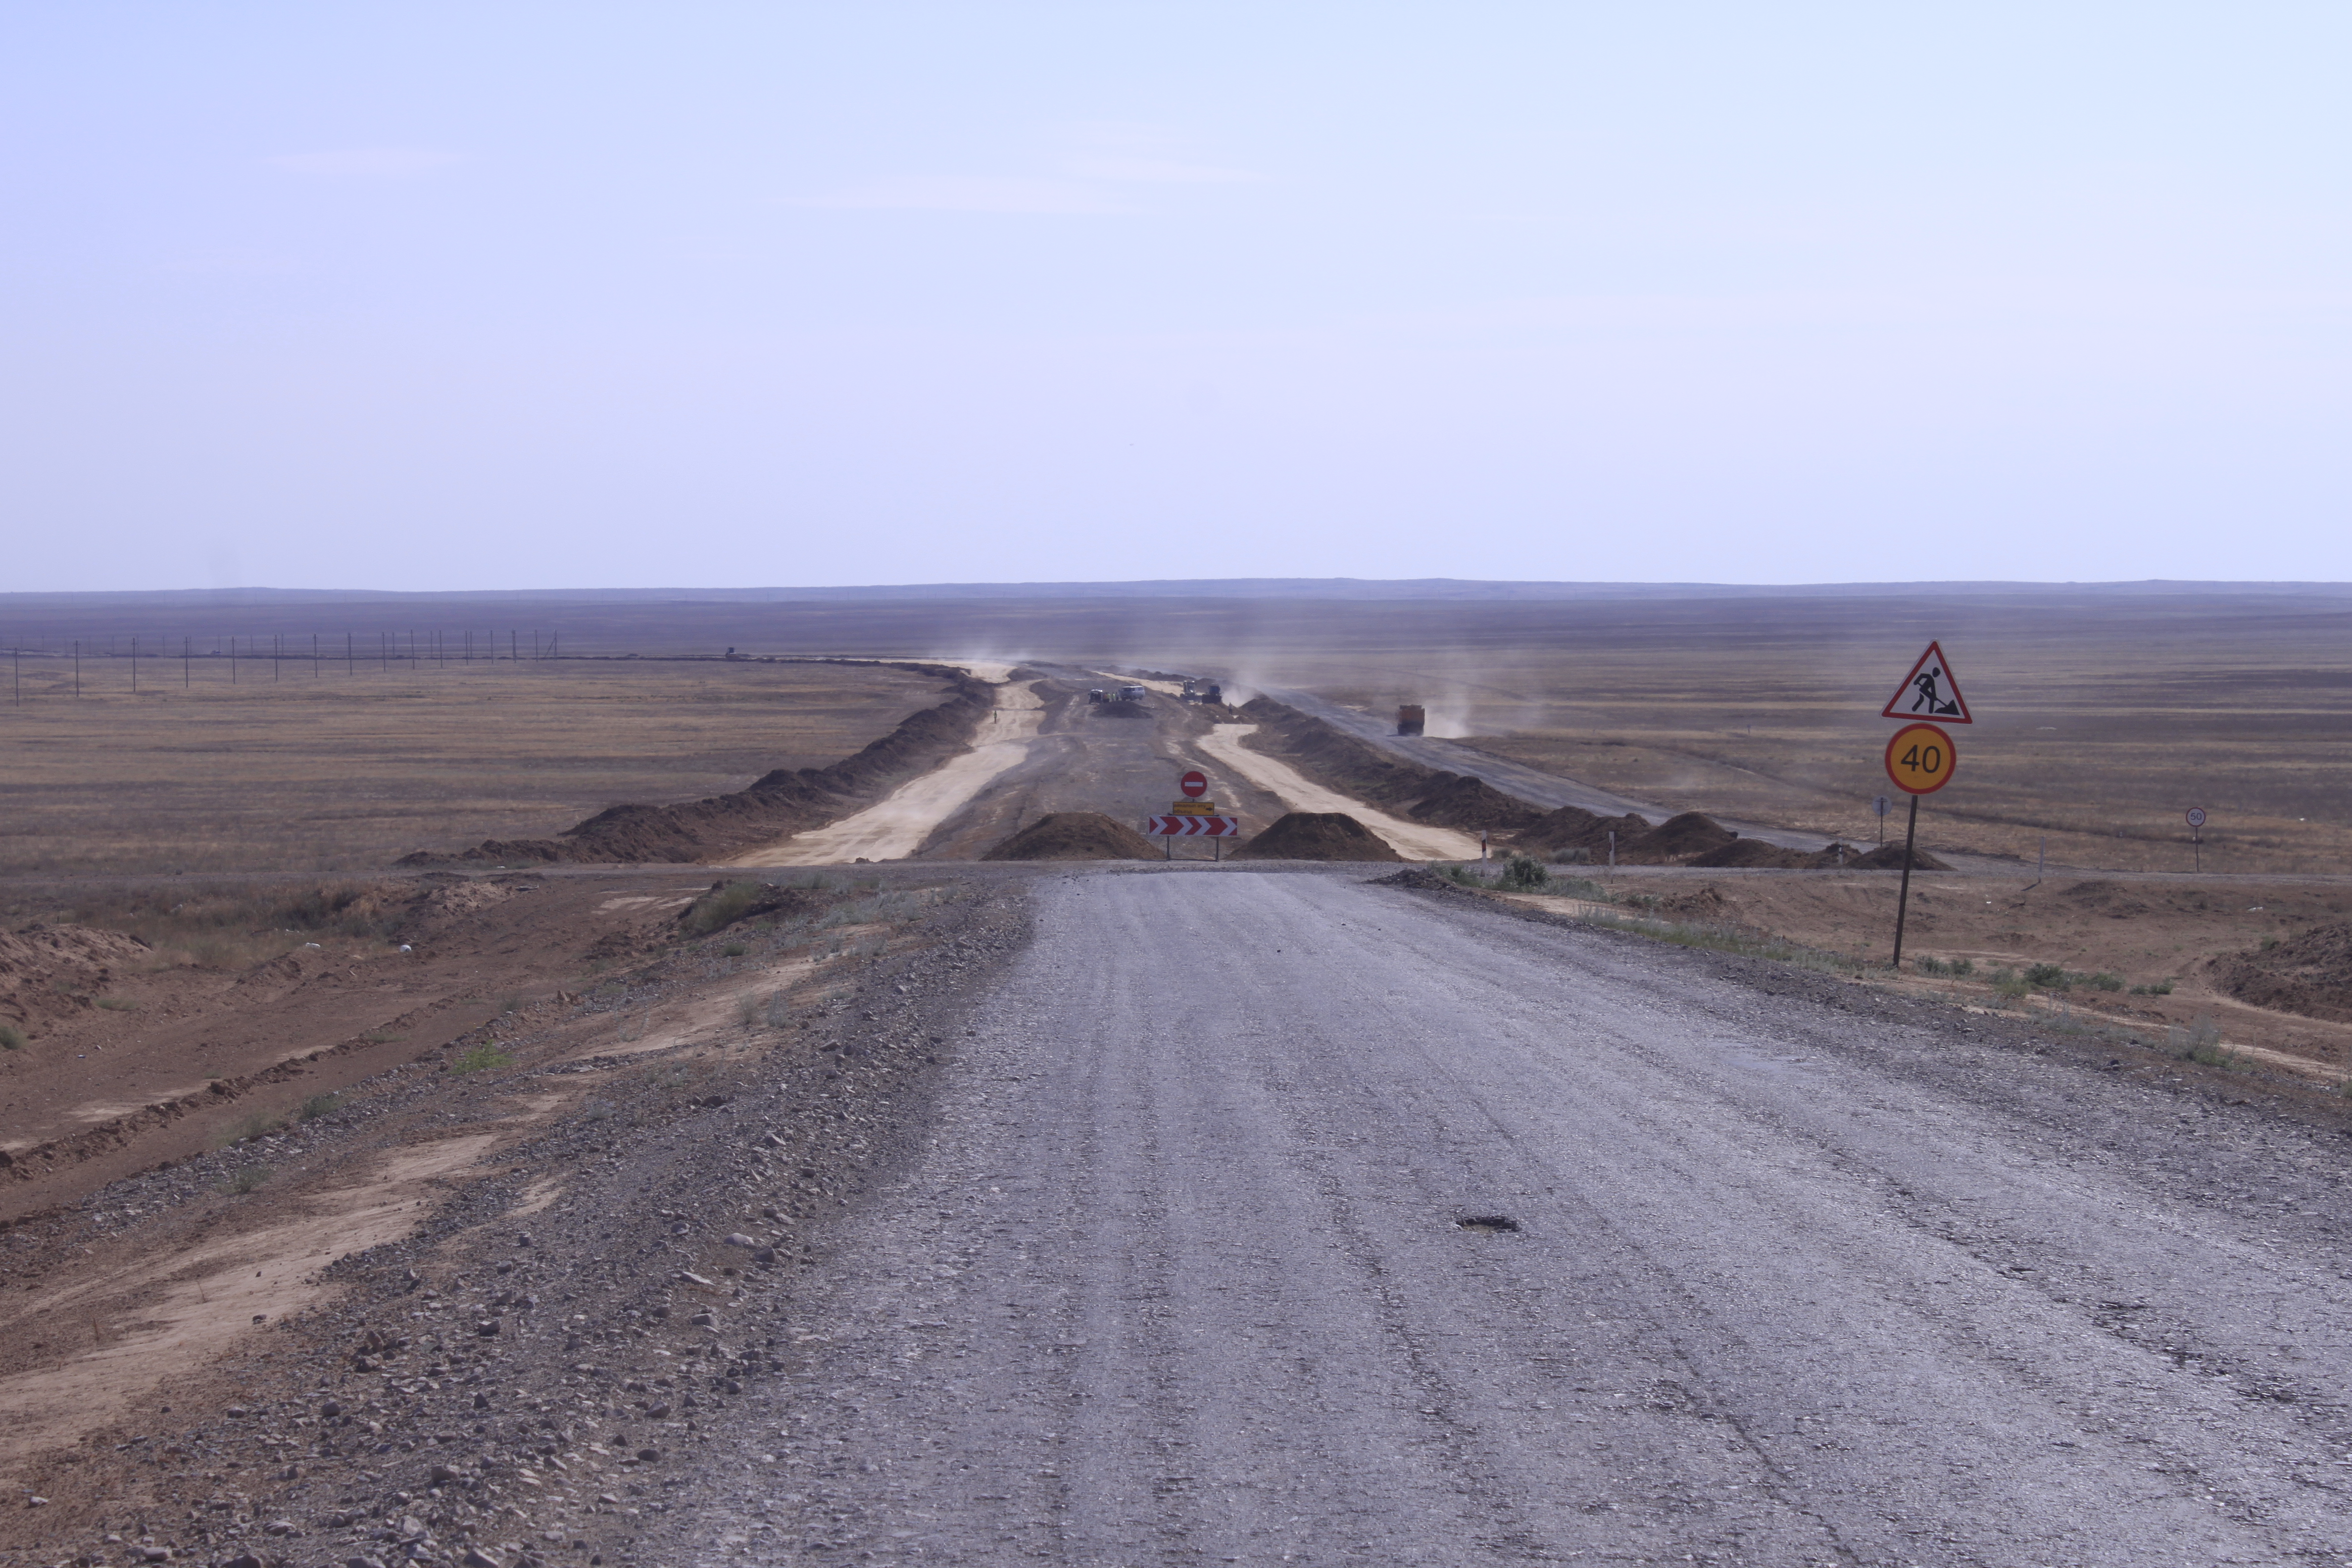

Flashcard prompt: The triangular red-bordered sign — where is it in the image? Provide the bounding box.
[1880,640,1971,723]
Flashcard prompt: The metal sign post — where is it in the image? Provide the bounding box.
[2187,807,2207,873]
[1872,794,1890,847]
[1884,721,1958,968]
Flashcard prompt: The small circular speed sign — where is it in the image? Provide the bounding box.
[2186,807,2207,829]
[1885,723,1957,795]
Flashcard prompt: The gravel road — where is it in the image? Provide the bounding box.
[669,869,2352,1566]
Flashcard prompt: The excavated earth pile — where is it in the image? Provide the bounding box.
[1516,804,1657,861]
[0,926,157,1039]
[1234,699,1551,832]
[1232,812,1405,862]
[1628,811,1742,861]
[2214,923,2352,1024]
[1403,772,1550,831]
[982,813,1159,861]
[397,664,998,868]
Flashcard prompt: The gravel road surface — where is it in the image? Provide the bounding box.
[672,870,2352,1566]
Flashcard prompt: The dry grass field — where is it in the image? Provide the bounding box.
[4,587,2348,877]
[1272,595,2352,877]
[0,657,946,876]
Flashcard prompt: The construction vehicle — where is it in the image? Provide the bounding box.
[1087,688,1108,703]
[1118,685,1148,702]
[1397,704,1425,736]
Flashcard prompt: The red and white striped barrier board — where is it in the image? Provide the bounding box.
[1146,815,1243,837]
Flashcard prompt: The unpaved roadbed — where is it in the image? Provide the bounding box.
[658,871,2352,1567]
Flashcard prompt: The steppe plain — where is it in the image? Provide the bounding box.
[4,584,2352,1567]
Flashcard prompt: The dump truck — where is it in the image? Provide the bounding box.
[1397,704,1426,736]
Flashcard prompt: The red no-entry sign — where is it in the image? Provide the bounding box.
[1178,770,1208,799]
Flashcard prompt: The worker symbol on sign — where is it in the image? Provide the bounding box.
[1879,640,1972,724]
[1909,663,1959,716]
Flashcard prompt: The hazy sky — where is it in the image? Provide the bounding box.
[4,5,2346,591]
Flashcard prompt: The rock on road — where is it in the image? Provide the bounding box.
[679,870,2352,1566]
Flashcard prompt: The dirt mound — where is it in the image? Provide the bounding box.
[2213,923,2352,1024]
[1518,805,1653,858]
[1231,812,1404,862]
[982,812,1159,861]
[0,925,155,1035]
[1405,773,1548,830]
[1847,844,1953,871]
[1628,811,1739,860]
[1652,885,1732,920]
[1688,838,1816,869]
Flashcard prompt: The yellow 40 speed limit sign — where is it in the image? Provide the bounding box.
[1884,722,1957,795]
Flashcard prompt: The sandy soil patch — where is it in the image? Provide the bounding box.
[737,682,1047,864]
[1199,725,1481,861]
[0,1134,495,1467]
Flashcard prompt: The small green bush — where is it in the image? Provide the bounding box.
[1949,957,1975,978]
[721,942,749,958]
[224,1165,270,1194]
[1914,956,1951,976]
[1496,854,1550,891]
[451,1043,516,1075]
[94,996,140,1011]
[1992,969,2030,1001]
[0,1024,25,1050]
[299,1092,344,1121]
[2085,972,2124,992]
[2024,962,2070,990]
[2128,978,2176,996]
[682,881,766,936]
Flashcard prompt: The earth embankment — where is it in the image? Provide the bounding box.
[401,664,998,867]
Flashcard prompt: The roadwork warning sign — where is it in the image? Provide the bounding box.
[1880,640,1972,723]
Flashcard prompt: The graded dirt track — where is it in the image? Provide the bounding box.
[733,677,1047,865]
[1197,723,1481,861]
[655,869,2352,1566]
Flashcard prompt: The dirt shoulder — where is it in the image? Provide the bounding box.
[0,868,1032,1568]
[1438,864,2352,1084]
